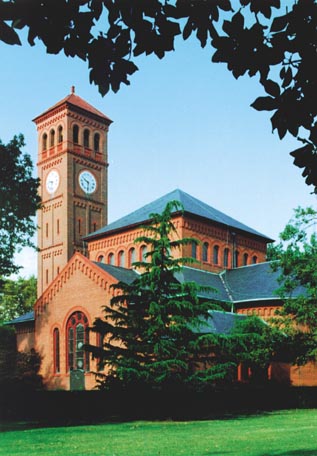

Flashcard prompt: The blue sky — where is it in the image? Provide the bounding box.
[1,29,316,278]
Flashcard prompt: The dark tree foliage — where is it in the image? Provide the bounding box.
[87,201,226,392]
[0,275,37,323]
[270,207,317,363]
[0,135,40,276]
[0,325,43,391]
[212,315,290,384]
[1,1,317,188]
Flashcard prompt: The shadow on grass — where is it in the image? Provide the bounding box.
[260,451,317,456]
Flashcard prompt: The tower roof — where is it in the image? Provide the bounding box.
[84,189,273,242]
[33,87,112,124]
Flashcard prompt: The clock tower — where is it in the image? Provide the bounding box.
[34,88,112,297]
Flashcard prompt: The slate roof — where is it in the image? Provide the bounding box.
[5,262,294,327]
[175,267,229,302]
[84,189,273,242]
[223,261,306,303]
[199,310,248,335]
[93,262,138,284]
[5,311,35,325]
[223,262,281,303]
[33,90,112,124]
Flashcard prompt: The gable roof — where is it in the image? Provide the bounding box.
[34,252,122,314]
[33,89,112,124]
[84,189,273,242]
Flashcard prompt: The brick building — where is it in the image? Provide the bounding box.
[9,91,317,389]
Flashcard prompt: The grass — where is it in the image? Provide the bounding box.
[1,409,317,456]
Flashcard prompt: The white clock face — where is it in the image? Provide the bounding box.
[46,170,60,194]
[79,170,97,194]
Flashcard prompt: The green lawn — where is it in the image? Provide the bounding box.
[1,409,317,456]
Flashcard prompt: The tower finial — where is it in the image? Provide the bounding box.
[71,85,75,94]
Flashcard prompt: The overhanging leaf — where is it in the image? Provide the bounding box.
[0,21,21,45]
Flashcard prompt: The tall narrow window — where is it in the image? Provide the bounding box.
[66,311,89,372]
[213,245,219,264]
[118,250,125,267]
[46,222,49,238]
[202,242,209,262]
[252,255,258,264]
[94,133,100,152]
[191,241,197,259]
[92,222,97,232]
[78,219,81,235]
[49,129,55,147]
[234,250,239,268]
[83,129,90,148]
[58,126,63,143]
[108,252,114,265]
[57,219,60,235]
[42,133,47,151]
[243,253,249,266]
[46,269,49,284]
[73,125,79,144]
[128,248,136,267]
[98,255,105,263]
[141,245,147,262]
[53,328,60,373]
[224,248,229,268]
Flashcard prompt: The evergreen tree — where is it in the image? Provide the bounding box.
[213,315,288,384]
[88,201,224,391]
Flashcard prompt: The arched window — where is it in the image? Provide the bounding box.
[118,250,125,267]
[42,133,47,151]
[53,328,60,374]
[128,248,136,267]
[223,248,229,268]
[202,242,209,262]
[213,245,219,264]
[98,255,105,263]
[49,129,55,147]
[252,255,258,264]
[108,252,114,265]
[243,253,248,266]
[66,311,89,372]
[83,129,90,148]
[73,125,79,144]
[191,241,197,259]
[234,250,239,268]
[140,245,147,262]
[58,125,63,143]
[94,133,100,152]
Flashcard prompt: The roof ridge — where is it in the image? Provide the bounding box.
[183,265,222,277]
[85,189,273,242]
[33,91,112,123]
